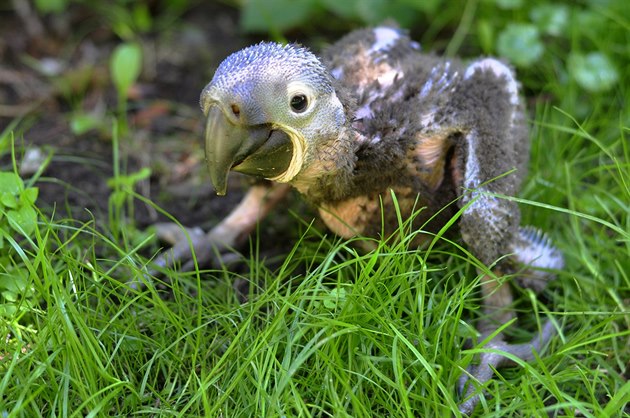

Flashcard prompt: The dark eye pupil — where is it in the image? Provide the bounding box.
[290,94,308,112]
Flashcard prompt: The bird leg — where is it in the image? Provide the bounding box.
[457,274,556,416]
[150,182,291,273]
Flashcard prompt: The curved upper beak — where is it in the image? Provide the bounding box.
[204,105,293,195]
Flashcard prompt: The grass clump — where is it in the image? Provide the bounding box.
[1,159,627,416]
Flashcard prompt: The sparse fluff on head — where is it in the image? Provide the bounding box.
[200,41,349,192]
[201,42,334,107]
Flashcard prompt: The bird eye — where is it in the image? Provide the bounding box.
[290,94,309,113]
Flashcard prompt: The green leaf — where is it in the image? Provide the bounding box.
[1,290,18,302]
[568,52,619,92]
[0,303,18,316]
[1,192,18,209]
[0,273,27,293]
[318,0,360,19]
[355,0,390,25]
[21,188,39,205]
[126,167,152,185]
[112,22,135,41]
[70,113,103,135]
[109,191,126,208]
[530,4,569,37]
[7,205,37,237]
[107,167,152,189]
[0,172,23,195]
[354,0,421,26]
[240,0,316,32]
[110,42,143,98]
[132,3,153,33]
[241,0,317,33]
[496,23,544,67]
[34,0,68,14]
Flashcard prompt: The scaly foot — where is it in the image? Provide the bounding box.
[458,320,557,415]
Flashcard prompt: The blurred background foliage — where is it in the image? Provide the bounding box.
[243,0,626,96]
[29,0,624,96]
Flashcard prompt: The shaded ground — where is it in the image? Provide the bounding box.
[1,2,314,259]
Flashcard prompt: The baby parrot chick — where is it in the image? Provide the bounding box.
[160,26,564,414]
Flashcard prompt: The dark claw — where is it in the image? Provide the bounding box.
[153,230,220,272]
[127,223,236,291]
[457,320,556,415]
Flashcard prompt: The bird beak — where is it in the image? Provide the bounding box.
[204,105,294,195]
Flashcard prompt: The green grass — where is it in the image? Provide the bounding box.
[1,1,629,417]
[2,169,628,417]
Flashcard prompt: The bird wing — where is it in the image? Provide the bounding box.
[322,26,420,91]
[320,27,464,198]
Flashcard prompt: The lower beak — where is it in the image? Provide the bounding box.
[204,105,293,195]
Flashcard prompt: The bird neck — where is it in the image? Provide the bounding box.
[289,126,359,205]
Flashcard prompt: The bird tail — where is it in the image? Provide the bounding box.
[510,226,564,293]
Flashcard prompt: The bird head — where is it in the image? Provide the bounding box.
[200,42,347,195]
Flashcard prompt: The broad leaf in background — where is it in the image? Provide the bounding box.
[34,0,68,14]
[529,4,569,36]
[568,52,619,92]
[110,42,143,100]
[496,23,544,67]
[241,0,317,34]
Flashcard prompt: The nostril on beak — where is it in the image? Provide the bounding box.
[230,104,240,118]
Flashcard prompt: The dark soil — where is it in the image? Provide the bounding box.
[1,2,317,261]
